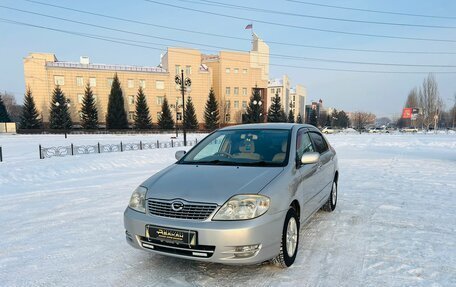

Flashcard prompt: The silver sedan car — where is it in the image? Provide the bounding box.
[124,123,339,267]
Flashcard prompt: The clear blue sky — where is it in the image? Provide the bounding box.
[1,0,456,118]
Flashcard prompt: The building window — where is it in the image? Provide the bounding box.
[234,68,239,74]
[128,111,135,121]
[89,77,96,87]
[77,94,84,104]
[225,87,230,95]
[225,68,230,73]
[270,97,275,102]
[277,88,281,93]
[234,87,239,95]
[155,80,165,90]
[225,114,231,122]
[54,76,65,86]
[107,78,114,87]
[76,77,84,87]
[243,69,247,74]
[242,88,247,96]
[270,88,275,94]
[139,79,146,89]
[156,96,164,105]
[234,101,239,109]
[242,101,247,109]
[176,112,182,121]
[175,65,181,75]
[185,65,192,75]
[225,100,231,109]
[128,79,134,88]
[128,95,135,105]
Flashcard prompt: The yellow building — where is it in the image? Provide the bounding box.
[23,34,269,127]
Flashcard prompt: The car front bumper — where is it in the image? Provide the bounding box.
[123,207,286,264]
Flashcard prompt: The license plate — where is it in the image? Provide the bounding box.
[147,225,197,245]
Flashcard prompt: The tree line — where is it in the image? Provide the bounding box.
[2,73,357,131]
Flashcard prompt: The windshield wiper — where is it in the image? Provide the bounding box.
[191,159,235,165]
[237,161,280,167]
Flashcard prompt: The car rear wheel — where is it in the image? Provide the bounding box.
[272,207,299,268]
[322,181,337,212]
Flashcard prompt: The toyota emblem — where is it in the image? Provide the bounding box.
[171,201,184,211]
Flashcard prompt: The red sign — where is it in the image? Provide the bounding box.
[402,108,412,119]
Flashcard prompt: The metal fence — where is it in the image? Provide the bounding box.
[39,138,198,159]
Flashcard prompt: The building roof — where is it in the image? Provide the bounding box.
[268,78,283,87]
[46,61,168,74]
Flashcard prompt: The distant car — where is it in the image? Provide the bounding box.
[369,127,389,134]
[124,123,339,268]
[401,127,418,133]
[321,126,339,134]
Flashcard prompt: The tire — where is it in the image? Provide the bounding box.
[272,207,299,268]
[322,180,337,212]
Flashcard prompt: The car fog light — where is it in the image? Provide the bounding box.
[233,244,261,258]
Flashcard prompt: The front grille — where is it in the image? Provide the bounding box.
[147,199,218,220]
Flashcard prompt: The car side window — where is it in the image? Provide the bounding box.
[296,129,314,160]
[309,132,329,154]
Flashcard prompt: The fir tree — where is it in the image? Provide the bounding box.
[133,87,152,129]
[296,112,303,124]
[106,73,128,129]
[267,92,287,122]
[245,87,264,123]
[158,97,174,129]
[204,88,220,130]
[20,88,41,129]
[49,86,72,129]
[0,93,11,122]
[184,96,198,130]
[288,109,295,123]
[309,108,318,127]
[80,83,98,129]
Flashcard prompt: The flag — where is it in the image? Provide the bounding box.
[245,24,253,30]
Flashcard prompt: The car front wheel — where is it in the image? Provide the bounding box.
[272,207,299,268]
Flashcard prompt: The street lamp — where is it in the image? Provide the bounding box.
[55,100,71,138]
[175,70,191,146]
[252,100,262,123]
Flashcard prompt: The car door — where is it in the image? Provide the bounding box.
[309,132,334,204]
[294,128,322,221]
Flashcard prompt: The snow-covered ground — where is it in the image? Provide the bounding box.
[0,133,455,286]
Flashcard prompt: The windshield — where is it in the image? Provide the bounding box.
[180,129,290,167]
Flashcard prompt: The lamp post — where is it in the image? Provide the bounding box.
[175,98,179,138]
[252,100,262,123]
[175,70,191,146]
[55,100,71,138]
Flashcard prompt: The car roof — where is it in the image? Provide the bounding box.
[219,123,320,132]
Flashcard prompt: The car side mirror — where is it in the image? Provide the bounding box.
[301,152,320,165]
[175,150,186,160]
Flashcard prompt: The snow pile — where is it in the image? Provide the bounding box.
[0,133,455,286]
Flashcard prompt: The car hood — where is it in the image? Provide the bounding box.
[142,164,284,205]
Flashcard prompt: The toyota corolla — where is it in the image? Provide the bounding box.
[124,123,339,267]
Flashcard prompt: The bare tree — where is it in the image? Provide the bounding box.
[418,74,443,130]
[405,88,419,108]
[350,111,376,132]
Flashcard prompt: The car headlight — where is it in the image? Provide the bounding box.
[212,195,270,221]
[128,186,147,213]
